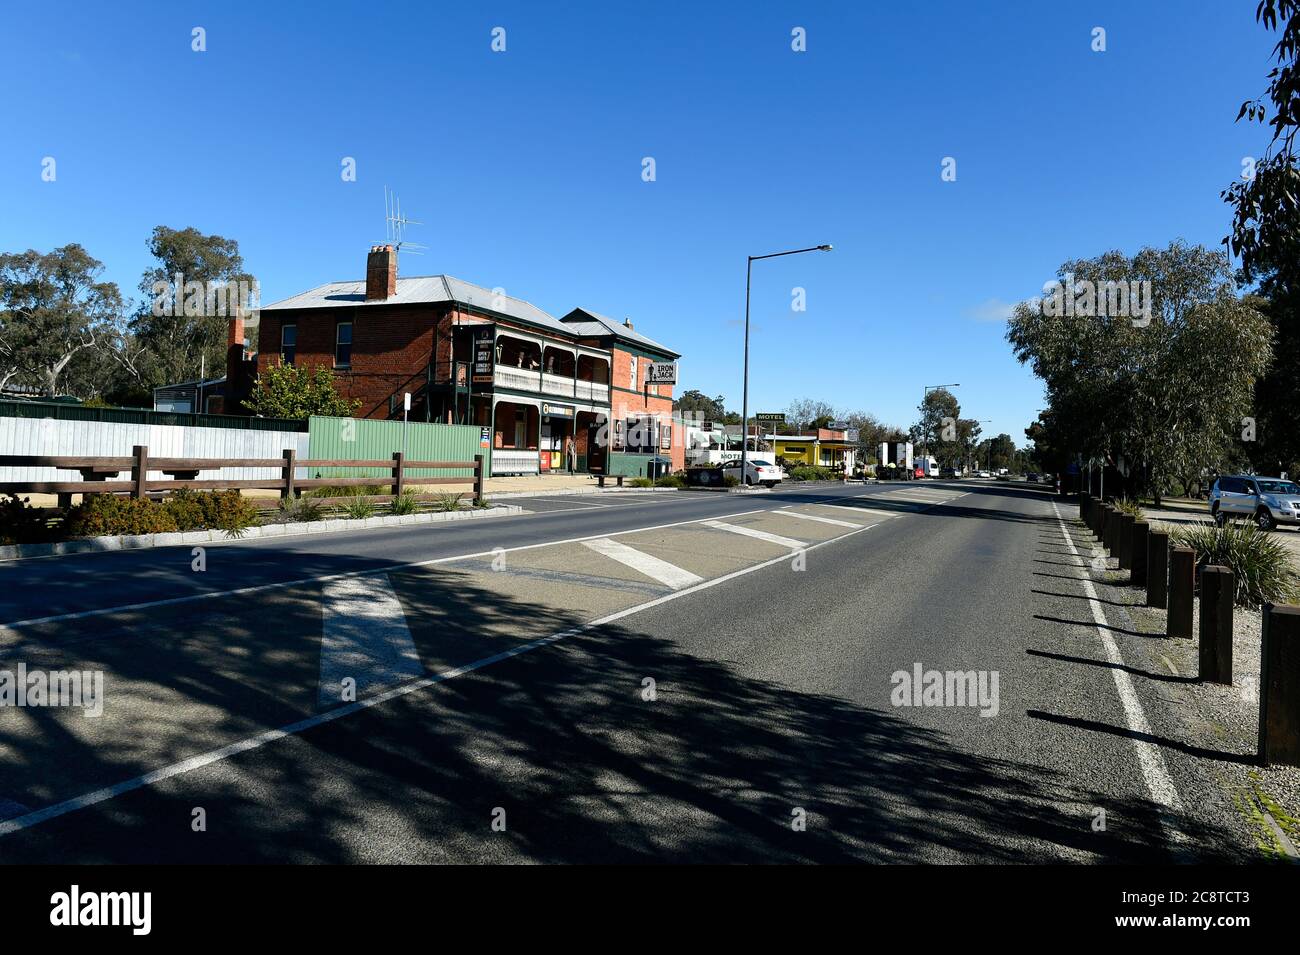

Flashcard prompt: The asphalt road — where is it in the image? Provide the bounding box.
[0,480,1262,862]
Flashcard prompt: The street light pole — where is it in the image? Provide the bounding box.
[740,244,832,485]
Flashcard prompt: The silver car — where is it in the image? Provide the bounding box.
[1209,475,1300,530]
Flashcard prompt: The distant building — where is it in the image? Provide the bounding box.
[226,245,683,476]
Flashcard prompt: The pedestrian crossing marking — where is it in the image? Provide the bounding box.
[581,537,704,590]
[701,520,805,550]
[776,509,862,529]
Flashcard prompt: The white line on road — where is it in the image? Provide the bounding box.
[0,507,774,634]
[775,509,862,529]
[0,514,882,838]
[813,504,899,519]
[700,520,805,550]
[318,575,423,707]
[1051,501,1187,848]
[581,537,704,590]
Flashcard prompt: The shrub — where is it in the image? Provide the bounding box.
[65,496,179,538]
[177,489,260,535]
[431,490,463,512]
[161,487,206,531]
[1168,521,1300,608]
[344,497,377,520]
[389,491,419,516]
[723,474,739,488]
[472,495,491,509]
[628,477,653,488]
[653,474,685,488]
[788,465,835,482]
[279,495,324,522]
[0,494,59,545]
[1113,496,1146,521]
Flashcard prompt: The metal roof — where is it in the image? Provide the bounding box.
[261,274,574,337]
[560,308,680,359]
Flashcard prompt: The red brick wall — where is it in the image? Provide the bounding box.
[607,345,682,471]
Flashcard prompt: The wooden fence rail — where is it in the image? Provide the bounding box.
[0,446,486,507]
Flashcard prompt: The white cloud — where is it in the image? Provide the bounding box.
[965,297,1016,322]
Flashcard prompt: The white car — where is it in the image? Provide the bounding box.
[977,470,991,479]
[721,458,784,488]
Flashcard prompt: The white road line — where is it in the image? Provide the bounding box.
[701,520,804,550]
[0,515,883,838]
[0,507,774,634]
[318,575,423,707]
[814,504,899,519]
[776,509,862,529]
[581,537,703,590]
[1051,501,1187,847]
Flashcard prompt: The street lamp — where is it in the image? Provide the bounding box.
[919,383,960,460]
[740,244,833,484]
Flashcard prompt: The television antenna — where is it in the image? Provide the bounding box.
[384,186,426,255]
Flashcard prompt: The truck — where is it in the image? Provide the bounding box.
[914,455,939,478]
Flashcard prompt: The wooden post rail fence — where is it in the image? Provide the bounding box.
[0,448,486,506]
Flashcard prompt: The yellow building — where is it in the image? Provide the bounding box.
[767,429,856,470]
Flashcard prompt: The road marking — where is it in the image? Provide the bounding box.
[1051,501,1187,848]
[0,507,775,634]
[581,537,703,590]
[0,513,884,838]
[318,575,423,707]
[700,520,804,550]
[776,509,862,529]
[814,503,898,519]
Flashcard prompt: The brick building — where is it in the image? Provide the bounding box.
[233,245,683,476]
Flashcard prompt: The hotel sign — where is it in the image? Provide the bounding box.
[646,362,677,384]
[472,328,495,384]
[541,402,574,419]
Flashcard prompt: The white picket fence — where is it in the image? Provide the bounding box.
[0,417,310,483]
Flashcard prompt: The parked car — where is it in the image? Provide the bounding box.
[1026,472,1040,484]
[1210,475,1300,530]
[720,458,784,488]
[977,470,991,479]
[939,467,958,479]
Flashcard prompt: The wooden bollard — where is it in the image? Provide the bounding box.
[1079,494,1088,523]
[1259,604,1300,766]
[1198,565,1234,684]
[1147,530,1169,608]
[1167,547,1195,639]
[1130,521,1149,588]
[1118,513,1135,570]
[1101,506,1113,552]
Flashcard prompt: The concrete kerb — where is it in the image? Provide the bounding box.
[0,504,525,563]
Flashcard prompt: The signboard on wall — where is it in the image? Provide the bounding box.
[541,402,574,419]
[646,362,678,384]
[471,328,495,384]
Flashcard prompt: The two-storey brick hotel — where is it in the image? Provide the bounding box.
[228,245,682,476]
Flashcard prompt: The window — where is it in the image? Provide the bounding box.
[335,321,352,368]
[281,324,296,365]
[629,356,637,390]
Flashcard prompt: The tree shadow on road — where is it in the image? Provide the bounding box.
[0,563,1247,864]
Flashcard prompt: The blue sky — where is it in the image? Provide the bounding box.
[0,1,1281,444]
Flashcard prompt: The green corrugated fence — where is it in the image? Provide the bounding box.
[0,398,306,432]
[307,416,488,479]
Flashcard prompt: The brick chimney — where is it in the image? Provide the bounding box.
[366,244,397,301]
[623,317,634,331]
[223,314,256,415]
